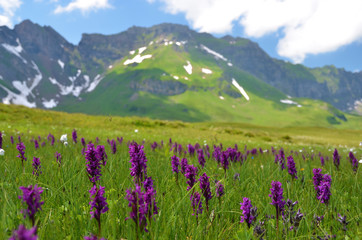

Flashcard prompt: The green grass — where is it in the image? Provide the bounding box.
[0,104,361,239]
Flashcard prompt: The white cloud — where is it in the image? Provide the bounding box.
[149,0,362,63]
[54,0,111,14]
[0,0,22,27]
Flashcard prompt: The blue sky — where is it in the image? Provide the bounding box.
[2,0,362,72]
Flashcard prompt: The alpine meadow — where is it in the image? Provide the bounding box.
[0,16,361,240]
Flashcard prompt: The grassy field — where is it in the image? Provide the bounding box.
[0,103,361,239]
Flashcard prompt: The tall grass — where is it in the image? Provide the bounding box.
[0,129,360,239]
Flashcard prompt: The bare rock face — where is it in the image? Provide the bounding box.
[130,79,188,96]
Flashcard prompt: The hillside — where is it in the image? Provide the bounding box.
[0,20,361,127]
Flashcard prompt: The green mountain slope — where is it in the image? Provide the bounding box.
[55,40,361,128]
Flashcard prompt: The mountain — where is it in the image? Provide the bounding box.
[0,20,361,128]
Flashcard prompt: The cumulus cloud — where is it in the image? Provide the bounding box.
[54,0,112,14]
[0,0,22,27]
[148,0,362,63]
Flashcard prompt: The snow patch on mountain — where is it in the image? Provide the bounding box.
[201,68,212,74]
[280,99,298,105]
[124,54,152,65]
[183,61,192,75]
[0,85,36,108]
[129,50,135,55]
[87,74,104,92]
[138,47,147,54]
[49,77,73,95]
[58,59,65,69]
[2,38,27,64]
[201,45,227,61]
[0,61,43,108]
[42,99,58,108]
[227,62,233,67]
[232,78,250,101]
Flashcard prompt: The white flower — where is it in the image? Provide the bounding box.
[360,142,362,146]
[0,149,4,156]
[134,129,138,133]
[359,159,362,164]
[64,141,68,146]
[261,165,264,169]
[60,134,67,142]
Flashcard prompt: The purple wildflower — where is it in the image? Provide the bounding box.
[204,145,210,159]
[185,164,198,191]
[96,145,107,166]
[89,185,108,235]
[129,142,148,184]
[41,142,46,147]
[47,133,54,146]
[269,181,285,232]
[317,175,332,205]
[333,148,340,170]
[32,157,41,176]
[11,135,14,144]
[279,148,285,161]
[125,185,148,232]
[191,192,203,219]
[269,181,285,212]
[199,173,212,211]
[17,142,27,168]
[313,168,324,191]
[180,158,188,174]
[197,149,205,168]
[177,144,183,156]
[171,155,180,174]
[0,132,2,148]
[110,139,117,154]
[72,129,78,143]
[85,143,102,184]
[320,156,325,166]
[337,214,349,232]
[215,181,225,198]
[55,152,62,166]
[81,138,86,147]
[349,151,358,172]
[9,225,38,240]
[187,144,195,157]
[89,185,109,220]
[227,148,238,162]
[220,151,229,174]
[34,139,39,150]
[143,177,159,217]
[240,197,258,228]
[117,137,123,145]
[287,156,298,179]
[151,142,158,151]
[213,146,222,164]
[84,234,106,240]
[18,185,44,226]
[251,148,258,155]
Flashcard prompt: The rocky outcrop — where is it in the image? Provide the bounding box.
[130,79,187,96]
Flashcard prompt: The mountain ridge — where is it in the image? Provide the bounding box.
[0,20,361,128]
